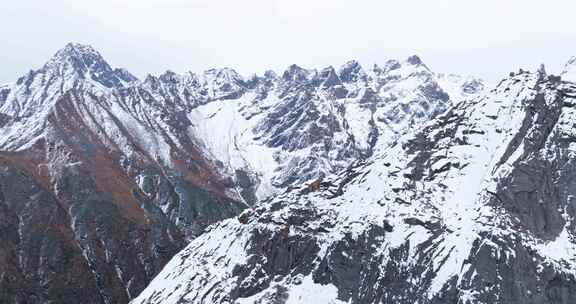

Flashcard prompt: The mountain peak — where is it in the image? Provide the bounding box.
[46,42,108,71]
[43,42,136,88]
[0,43,137,119]
[318,66,342,87]
[339,60,366,83]
[406,55,423,65]
[61,42,99,56]
[282,64,312,83]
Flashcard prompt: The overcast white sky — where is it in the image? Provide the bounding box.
[2,0,576,84]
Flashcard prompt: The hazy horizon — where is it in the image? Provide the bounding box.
[2,0,576,84]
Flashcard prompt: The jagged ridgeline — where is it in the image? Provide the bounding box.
[5,43,575,304]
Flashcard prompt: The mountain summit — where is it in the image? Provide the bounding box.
[0,43,136,121]
[44,42,137,87]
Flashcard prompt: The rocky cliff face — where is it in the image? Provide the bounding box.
[132,69,576,304]
[0,43,484,303]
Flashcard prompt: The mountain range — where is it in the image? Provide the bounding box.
[1,43,574,304]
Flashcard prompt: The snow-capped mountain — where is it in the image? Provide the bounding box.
[0,43,485,304]
[132,68,576,304]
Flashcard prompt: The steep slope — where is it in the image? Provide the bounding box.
[132,69,576,304]
[0,44,246,304]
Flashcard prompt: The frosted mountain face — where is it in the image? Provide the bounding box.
[132,71,576,304]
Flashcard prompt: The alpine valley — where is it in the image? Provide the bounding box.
[1,43,575,304]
